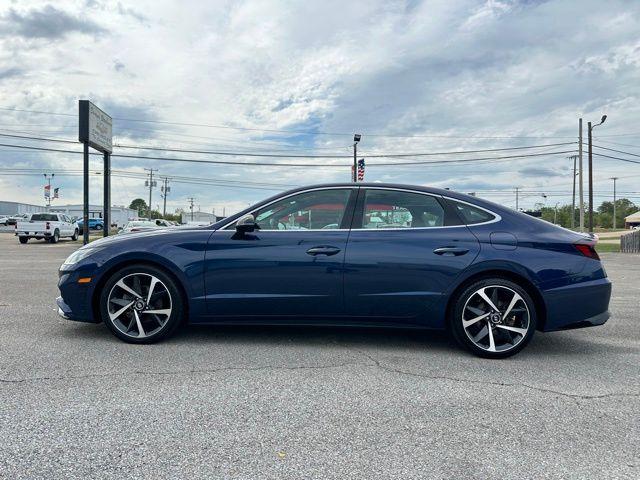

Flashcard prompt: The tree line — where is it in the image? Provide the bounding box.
[538,198,637,229]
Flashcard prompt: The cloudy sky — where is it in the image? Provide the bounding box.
[1,0,639,215]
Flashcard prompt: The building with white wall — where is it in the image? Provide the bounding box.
[0,201,48,216]
[48,204,138,227]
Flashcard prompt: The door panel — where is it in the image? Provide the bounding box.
[204,187,357,318]
[344,189,479,323]
[205,230,348,316]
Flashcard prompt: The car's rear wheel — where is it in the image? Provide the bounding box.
[18,237,28,244]
[49,230,59,244]
[99,265,184,343]
[450,278,536,359]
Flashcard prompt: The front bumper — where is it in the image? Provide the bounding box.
[541,278,612,332]
[57,267,101,323]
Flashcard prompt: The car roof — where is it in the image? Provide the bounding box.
[273,182,498,208]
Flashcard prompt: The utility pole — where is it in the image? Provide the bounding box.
[588,121,593,232]
[554,202,559,225]
[188,197,195,222]
[161,177,170,218]
[144,168,157,220]
[515,187,519,211]
[353,134,361,182]
[588,115,607,232]
[43,173,55,207]
[611,177,618,229]
[578,118,584,232]
[569,155,578,229]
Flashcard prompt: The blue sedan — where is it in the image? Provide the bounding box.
[57,183,611,358]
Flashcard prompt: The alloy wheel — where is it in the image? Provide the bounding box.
[462,285,530,353]
[106,273,172,338]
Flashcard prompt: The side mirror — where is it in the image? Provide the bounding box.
[235,214,259,233]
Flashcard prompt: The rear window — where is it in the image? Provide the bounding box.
[30,214,59,222]
[451,201,496,225]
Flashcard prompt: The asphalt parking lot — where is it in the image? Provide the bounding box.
[0,233,638,479]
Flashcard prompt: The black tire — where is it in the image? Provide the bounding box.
[95,224,103,230]
[99,264,185,344]
[450,277,537,359]
[18,237,28,244]
[49,230,59,244]
[71,229,78,241]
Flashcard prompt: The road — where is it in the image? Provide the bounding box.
[0,233,638,479]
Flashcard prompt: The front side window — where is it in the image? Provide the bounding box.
[251,189,352,231]
[360,189,445,229]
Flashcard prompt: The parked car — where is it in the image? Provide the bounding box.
[6,213,29,226]
[154,219,173,227]
[0,215,9,226]
[119,220,162,233]
[57,183,611,358]
[77,218,104,233]
[17,213,78,243]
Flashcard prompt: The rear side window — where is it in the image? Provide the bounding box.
[31,214,59,222]
[452,201,495,225]
[359,190,445,229]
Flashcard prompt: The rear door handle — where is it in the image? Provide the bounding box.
[306,246,341,256]
[433,247,469,256]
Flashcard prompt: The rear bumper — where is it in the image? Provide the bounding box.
[16,231,51,236]
[541,278,612,332]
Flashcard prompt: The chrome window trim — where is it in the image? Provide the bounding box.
[218,185,501,232]
[220,186,358,232]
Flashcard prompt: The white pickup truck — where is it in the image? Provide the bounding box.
[16,213,79,244]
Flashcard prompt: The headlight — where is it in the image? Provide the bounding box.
[63,247,99,266]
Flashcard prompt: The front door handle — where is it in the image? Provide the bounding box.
[433,247,469,256]
[306,246,341,256]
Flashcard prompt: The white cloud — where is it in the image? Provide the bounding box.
[0,0,639,213]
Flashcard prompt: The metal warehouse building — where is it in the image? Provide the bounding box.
[0,201,137,227]
[0,201,48,216]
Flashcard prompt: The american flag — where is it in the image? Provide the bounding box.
[44,184,50,198]
[357,158,365,181]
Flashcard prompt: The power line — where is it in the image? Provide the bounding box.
[590,152,640,165]
[592,144,640,158]
[0,141,577,167]
[0,131,576,159]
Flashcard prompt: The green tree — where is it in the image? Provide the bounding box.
[129,198,148,216]
[597,199,637,229]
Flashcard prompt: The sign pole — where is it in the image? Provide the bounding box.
[83,141,90,245]
[103,151,110,237]
[79,100,112,244]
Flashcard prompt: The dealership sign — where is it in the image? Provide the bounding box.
[78,100,112,153]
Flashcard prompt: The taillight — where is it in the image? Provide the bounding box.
[574,243,600,260]
[45,222,51,230]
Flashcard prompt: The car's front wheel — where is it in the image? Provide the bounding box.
[99,265,184,343]
[71,229,78,241]
[450,278,536,359]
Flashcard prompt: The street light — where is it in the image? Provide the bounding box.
[353,134,361,182]
[588,115,607,232]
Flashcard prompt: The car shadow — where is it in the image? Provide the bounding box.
[58,321,630,358]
